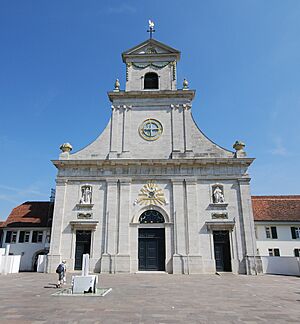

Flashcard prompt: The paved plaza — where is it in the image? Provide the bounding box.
[0,272,299,323]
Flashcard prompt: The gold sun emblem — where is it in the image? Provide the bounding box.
[135,181,166,206]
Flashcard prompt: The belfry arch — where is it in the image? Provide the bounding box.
[144,72,159,89]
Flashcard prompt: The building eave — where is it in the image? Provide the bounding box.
[254,220,300,224]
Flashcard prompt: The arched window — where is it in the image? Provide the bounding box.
[144,72,159,89]
[139,210,165,224]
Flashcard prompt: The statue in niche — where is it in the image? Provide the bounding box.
[213,186,225,204]
[80,185,92,204]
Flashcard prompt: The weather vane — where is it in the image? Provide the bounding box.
[147,20,155,39]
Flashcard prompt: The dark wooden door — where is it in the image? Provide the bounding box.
[75,230,91,270]
[213,231,232,272]
[138,228,165,271]
[214,243,224,271]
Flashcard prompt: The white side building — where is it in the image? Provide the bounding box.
[253,195,300,257]
[0,202,53,271]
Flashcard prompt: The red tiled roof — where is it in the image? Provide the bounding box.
[252,196,300,222]
[1,202,53,228]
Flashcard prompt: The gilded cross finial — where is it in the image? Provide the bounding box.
[147,20,155,39]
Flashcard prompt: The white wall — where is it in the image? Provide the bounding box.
[0,255,21,274]
[261,256,300,276]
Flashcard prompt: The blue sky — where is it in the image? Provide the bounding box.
[0,0,299,220]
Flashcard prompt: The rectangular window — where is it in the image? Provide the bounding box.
[265,226,277,239]
[11,232,17,243]
[268,248,280,256]
[19,231,30,243]
[271,227,278,239]
[24,231,30,243]
[32,231,43,243]
[37,231,43,243]
[294,249,300,257]
[291,227,300,239]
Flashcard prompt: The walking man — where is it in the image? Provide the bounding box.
[56,260,66,288]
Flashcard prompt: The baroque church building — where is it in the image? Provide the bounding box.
[47,34,259,275]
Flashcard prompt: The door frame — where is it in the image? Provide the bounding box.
[130,205,172,273]
[70,224,96,271]
[74,230,92,270]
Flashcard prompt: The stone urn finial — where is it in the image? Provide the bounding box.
[114,78,120,92]
[183,78,189,90]
[60,143,73,153]
[233,141,246,157]
[233,140,245,151]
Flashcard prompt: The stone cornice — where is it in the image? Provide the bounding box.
[52,157,255,169]
[59,176,252,182]
[108,90,195,102]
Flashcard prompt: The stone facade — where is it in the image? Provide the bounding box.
[47,38,259,274]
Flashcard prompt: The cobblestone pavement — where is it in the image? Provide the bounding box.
[0,272,299,323]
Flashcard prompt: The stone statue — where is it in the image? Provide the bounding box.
[80,186,92,204]
[213,186,225,203]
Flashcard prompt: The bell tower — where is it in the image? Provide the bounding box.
[122,27,180,92]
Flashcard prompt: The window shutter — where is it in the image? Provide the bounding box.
[32,231,38,243]
[291,227,297,239]
[5,231,12,243]
[19,231,25,243]
[271,227,278,239]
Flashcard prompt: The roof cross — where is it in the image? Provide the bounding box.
[147,20,155,39]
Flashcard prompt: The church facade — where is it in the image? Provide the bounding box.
[47,36,259,274]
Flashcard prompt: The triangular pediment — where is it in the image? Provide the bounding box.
[122,39,180,62]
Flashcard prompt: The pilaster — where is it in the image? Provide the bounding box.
[171,105,184,153]
[237,178,259,275]
[47,179,67,272]
[185,178,200,255]
[109,105,120,156]
[101,179,118,273]
[172,179,188,274]
[115,178,131,272]
[122,106,131,157]
[182,104,193,153]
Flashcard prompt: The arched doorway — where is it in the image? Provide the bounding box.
[33,250,48,272]
[138,210,165,271]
